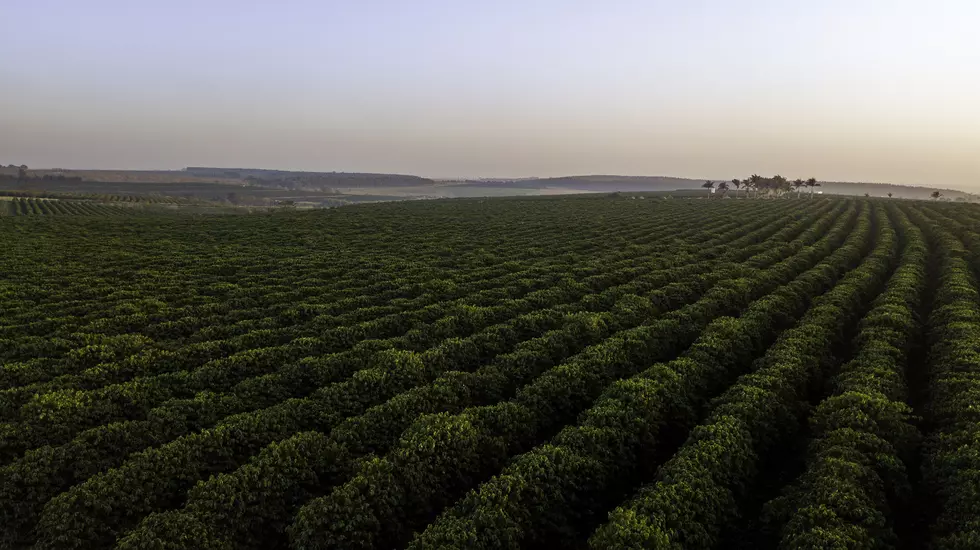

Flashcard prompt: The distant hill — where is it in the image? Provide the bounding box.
[185,167,435,189]
[817,180,973,200]
[17,167,434,190]
[4,165,977,205]
[463,175,703,192]
[461,175,977,201]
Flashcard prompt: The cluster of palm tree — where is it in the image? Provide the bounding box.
[702,175,820,199]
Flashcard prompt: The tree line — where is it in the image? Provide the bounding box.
[702,175,820,198]
[703,175,948,200]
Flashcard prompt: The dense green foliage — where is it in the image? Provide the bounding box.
[1,195,979,549]
[0,198,141,216]
[0,191,195,204]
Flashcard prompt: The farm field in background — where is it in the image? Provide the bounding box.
[1,195,978,549]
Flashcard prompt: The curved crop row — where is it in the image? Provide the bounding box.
[588,203,898,549]
[281,202,864,550]
[0,200,777,359]
[6,197,909,550]
[113,201,847,550]
[3,199,135,216]
[0,201,750,386]
[8,200,802,410]
[0,201,781,441]
[407,206,887,550]
[0,236,751,547]
[1,269,613,459]
[5,208,705,398]
[28,204,824,550]
[0,205,650,362]
[0,258,545,388]
[907,205,980,548]
[761,203,926,548]
[0,203,777,466]
[4,261,576,401]
[0,238,593,382]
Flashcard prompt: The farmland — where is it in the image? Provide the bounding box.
[1,195,979,549]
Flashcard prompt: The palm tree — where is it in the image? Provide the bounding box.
[931,191,942,200]
[702,180,714,197]
[772,175,789,198]
[792,179,805,198]
[731,179,742,198]
[806,177,820,198]
[717,181,729,198]
[748,174,763,198]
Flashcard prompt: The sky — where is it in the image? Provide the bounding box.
[2,0,979,188]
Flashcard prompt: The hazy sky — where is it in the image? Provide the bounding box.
[3,1,979,187]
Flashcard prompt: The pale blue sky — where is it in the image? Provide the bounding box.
[2,0,979,187]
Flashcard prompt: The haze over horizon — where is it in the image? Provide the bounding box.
[3,1,979,189]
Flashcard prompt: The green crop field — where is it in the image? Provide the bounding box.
[0,197,140,217]
[1,195,978,549]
